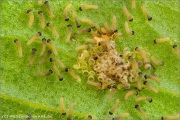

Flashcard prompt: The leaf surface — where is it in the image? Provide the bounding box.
[1,0,179,119]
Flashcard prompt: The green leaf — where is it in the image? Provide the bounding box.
[1,0,179,120]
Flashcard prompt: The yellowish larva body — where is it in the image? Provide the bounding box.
[53,65,63,81]
[47,39,58,56]
[27,32,42,46]
[107,86,116,101]
[85,38,97,44]
[71,10,81,28]
[38,50,52,65]
[50,58,66,69]
[36,69,53,77]
[135,47,149,63]
[87,80,101,88]
[135,105,148,119]
[135,97,152,103]
[100,27,107,34]
[27,10,34,27]
[66,25,72,42]
[29,48,37,67]
[81,18,95,28]
[44,1,54,19]
[64,4,72,21]
[46,23,59,38]
[14,39,23,58]
[38,11,45,29]
[124,90,138,100]
[40,38,47,56]
[76,28,91,34]
[67,103,75,120]
[104,22,113,35]
[125,22,134,35]
[143,81,158,93]
[60,97,66,115]
[162,114,180,120]
[79,5,98,11]
[136,72,142,90]
[141,5,152,21]
[113,113,130,120]
[123,6,133,22]
[154,37,170,44]
[68,69,81,82]
[109,99,119,115]
[75,45,88,51]
[151,56,164,66]
[145,74,161,83]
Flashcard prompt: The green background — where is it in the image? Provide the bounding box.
[1,0,179,119]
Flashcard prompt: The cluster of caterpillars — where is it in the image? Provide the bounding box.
[13,0,180,120]
[72,0,179,119]
[15,0,82,84]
